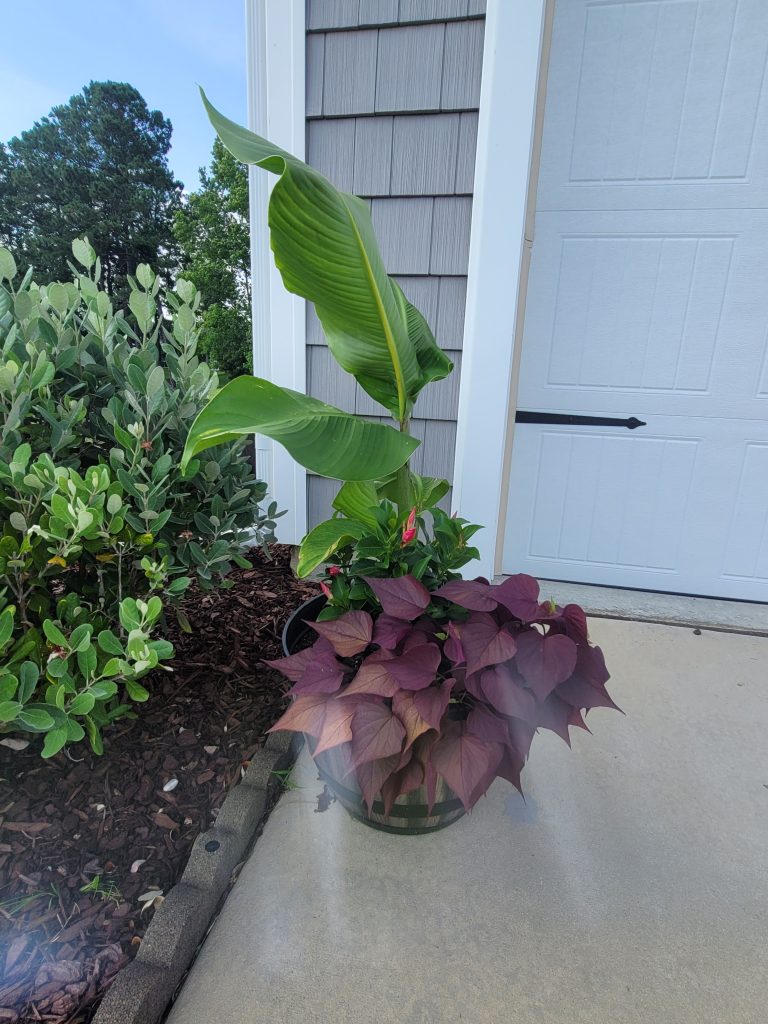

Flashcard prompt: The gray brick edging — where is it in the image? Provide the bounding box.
[93,731,301,1024]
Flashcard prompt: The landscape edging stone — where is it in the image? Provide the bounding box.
[93,730,300,1024]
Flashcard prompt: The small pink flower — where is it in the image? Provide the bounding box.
[401,507,417,546]
[320,581,332,599]
[327,565,341,577]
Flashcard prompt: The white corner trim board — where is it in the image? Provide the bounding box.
[245,0,307,544]
[452,0,547,578]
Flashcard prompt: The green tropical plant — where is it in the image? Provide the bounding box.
[183,91,453,565]
[185,91,619,831]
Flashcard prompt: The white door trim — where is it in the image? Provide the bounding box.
[245,0,307,543]
[452,0,548,577]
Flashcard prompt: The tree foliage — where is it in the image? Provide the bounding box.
[174,138,252,377]
[0,81,181,303]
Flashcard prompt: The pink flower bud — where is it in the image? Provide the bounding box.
[401,507,417,545]
[320,581,332,599]
[327,565,341,577]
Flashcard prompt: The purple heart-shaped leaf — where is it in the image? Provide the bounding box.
[561,604,589,644]
[444,621,465,665]
[364,575,430,620]
[466,705,510,746]
[314,697,362,755]
[495,746,524,793]
[264,646,315,682]
[479,663,537,720]
[355,754,401,814]
[433,579,498,612]
[392,689,434,749]
[269,693,331,739]
[265,636,334,682]
[431,722,504,811]
[289,650,346,695]
[351,700,406,767]
[515,630,578,700]
[457,613,518,676]
[380,755,425,816]
[386,643,442,691]
[310,610,373,656]
[412,678,454,731]
[464,671,485,700]
[493,574,541,621]
[343,648,398,698]
[372,614,411,651]
[536,693,574,745]
[556,644,619,712]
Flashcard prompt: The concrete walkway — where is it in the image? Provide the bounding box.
[167,619,768,1024]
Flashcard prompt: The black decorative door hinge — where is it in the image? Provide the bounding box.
[515,411,646,430]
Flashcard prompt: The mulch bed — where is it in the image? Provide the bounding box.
[0,546,315,1024]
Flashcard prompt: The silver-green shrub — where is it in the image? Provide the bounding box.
[0,238,280,756]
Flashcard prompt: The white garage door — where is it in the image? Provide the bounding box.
[503,0,768,601]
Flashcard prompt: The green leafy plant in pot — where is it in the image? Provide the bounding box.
[183,92,620,834]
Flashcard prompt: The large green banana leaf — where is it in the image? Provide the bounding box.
[201,90,453,423]
[181,376,419,480]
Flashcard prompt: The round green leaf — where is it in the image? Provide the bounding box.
[17,707,55,732]
[42,727,68,758]
[91,679,119,699]
[125,679,150,702]
[47,283,69,314]
[14,291,33,321]
[43,619,69,648]
[8,512,26,533]
[0,247,17,281]
[136,263,154,289]
[72,237,96,269]
[0,673,18,702]
[0,700,22,723]
[69,692,96,716]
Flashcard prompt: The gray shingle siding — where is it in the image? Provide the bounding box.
[307,0,485,30]
[308,113,479,196]
[307,19,486,115]
[305,2,485,528]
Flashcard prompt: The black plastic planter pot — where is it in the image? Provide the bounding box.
[282,596,465,835]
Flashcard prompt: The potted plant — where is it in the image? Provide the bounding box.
[182,92,620,834]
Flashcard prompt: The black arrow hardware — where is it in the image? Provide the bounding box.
[515,411,646,430]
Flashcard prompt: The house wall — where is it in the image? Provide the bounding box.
[304,0,487,525]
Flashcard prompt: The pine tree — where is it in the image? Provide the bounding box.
[0,81,181,302]
[174,137,252,377]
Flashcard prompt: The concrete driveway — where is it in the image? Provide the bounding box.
[167,618,768,1024]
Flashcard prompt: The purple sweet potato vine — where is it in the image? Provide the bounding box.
[268,574,620,815]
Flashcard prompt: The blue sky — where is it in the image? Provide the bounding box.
[0,0,248,190]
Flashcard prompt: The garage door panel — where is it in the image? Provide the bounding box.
[506,418,768,599]
[521,211,768,419]
[722,443,768,581]
[504,0,768,599]
[509,429,699,576]
[540,0,768,210]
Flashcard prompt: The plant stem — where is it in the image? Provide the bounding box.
[395,416,413,515]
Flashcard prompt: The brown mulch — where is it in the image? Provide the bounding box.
[0,545,315,1024]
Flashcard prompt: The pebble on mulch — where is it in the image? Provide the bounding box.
[0,545,316,1024]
